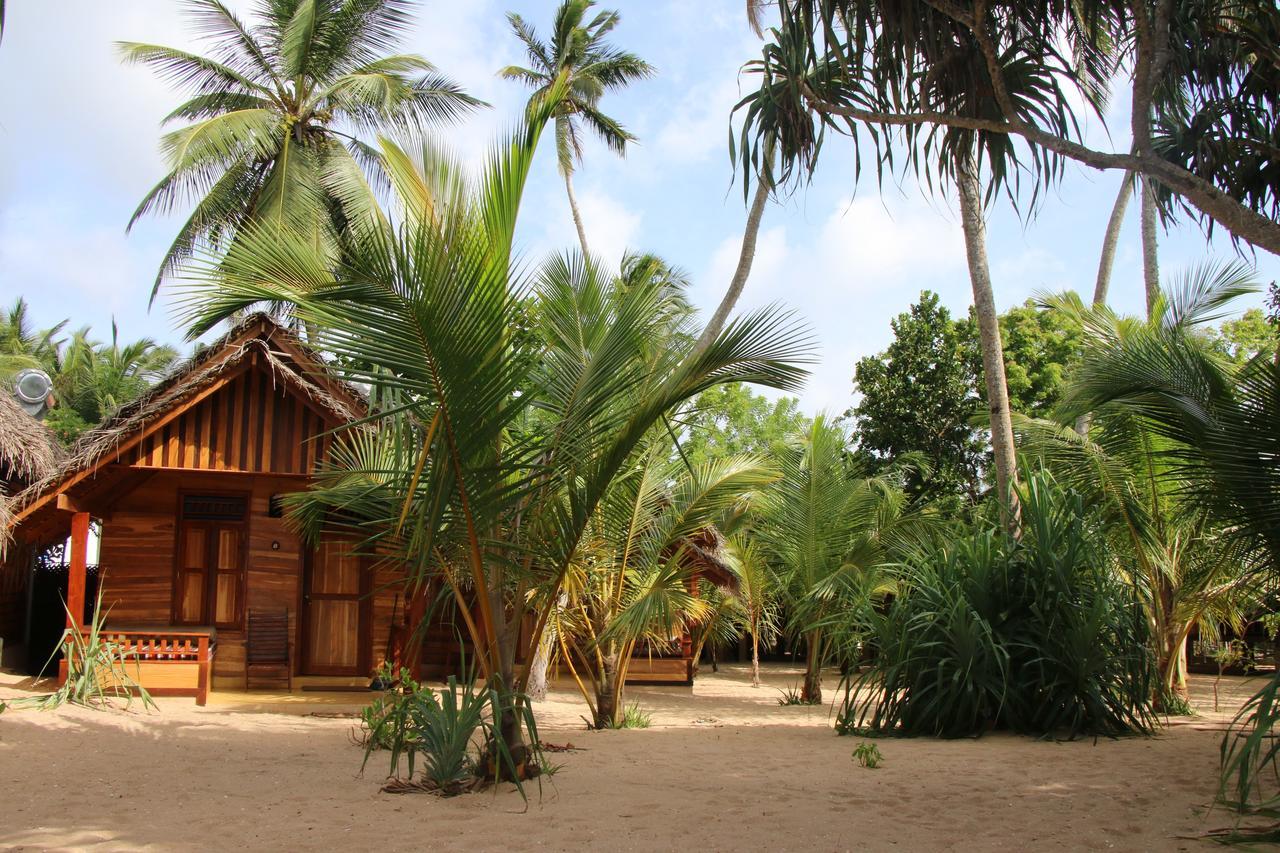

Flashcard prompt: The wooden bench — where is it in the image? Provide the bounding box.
[58,629,213,705]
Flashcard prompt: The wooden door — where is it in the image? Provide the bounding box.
[302,540,368,675]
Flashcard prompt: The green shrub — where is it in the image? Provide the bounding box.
[852,742,883,768]
[615,702,651,729]
[838,473,1157,739]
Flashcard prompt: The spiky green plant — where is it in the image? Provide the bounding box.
[840,472,1157,739]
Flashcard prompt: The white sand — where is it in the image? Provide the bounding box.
[0,664,1263,851]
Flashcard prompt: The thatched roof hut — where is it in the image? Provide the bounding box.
[0,389,63,552]
[0,389,62,487]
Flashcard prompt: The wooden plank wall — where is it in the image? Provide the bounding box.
[97,472,306,689]
[127,369,331,475]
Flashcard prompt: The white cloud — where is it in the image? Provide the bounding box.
[575,188,643,270]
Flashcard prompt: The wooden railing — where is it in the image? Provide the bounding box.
[58,629,213,705]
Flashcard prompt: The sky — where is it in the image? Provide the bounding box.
[0,0,1275,417]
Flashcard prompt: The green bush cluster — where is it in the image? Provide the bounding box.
[838,473,1157,739]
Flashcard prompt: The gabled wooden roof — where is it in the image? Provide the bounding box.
[8,314,366,544]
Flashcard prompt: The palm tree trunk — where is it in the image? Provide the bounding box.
[802,631,823,704]
[595,652,621,728]
[692,143,775,355]
[956,155,1020,531]
[751,624,761,688]
[526,631,552,701]
[1093,171,1135,306]
[1140,177,1161,319]
[563,170,591,258]
[1076,172,1136,437]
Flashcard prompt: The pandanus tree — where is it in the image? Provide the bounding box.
[563,445,774,728]
[1021,262,1265,703]
[123,0,481,302]
[181,92,811,772]
[500,0,653,257]
[734,3,1119,528]
[743,0,1280,256]
[760,415,913,704]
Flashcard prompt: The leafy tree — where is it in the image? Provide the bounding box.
[850,292,1085,509]
[848,292,983,509]
[679,382,807,470]
[500,0,652,257]
[1208,308,1277,363]
[993,301,1082,417]
[124,0,481,301]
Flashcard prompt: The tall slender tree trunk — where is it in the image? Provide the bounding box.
[1093,170,1135,306]
[956,155,1020,531]
[563,170,591,258]
[1140,177,1161,319]
[692,143,775,354]
[1076,171,1136,437]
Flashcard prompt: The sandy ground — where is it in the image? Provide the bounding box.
[0,664,1266,852]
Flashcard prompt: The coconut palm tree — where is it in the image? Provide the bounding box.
[180,92,811,771]
[729,536,781,687]
[123,0,482,303]
[760,415,914,704]
[56,322,180,426]
[569,447,774,727]
[499,0,653,257]
[1020,271,1267,703]
[0,298,66,379]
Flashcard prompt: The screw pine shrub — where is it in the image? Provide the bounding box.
[838,473,1157,739]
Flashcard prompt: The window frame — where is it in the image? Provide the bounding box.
[171,490,250,629]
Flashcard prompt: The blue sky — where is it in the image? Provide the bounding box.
[0,0,1275,415]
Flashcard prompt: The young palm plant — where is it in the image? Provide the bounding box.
[1025,263,1266,704]
[123,0,481,301]
[180,95,811,774]
[728,537,782,688]
[499,0,653,257]
[1050,262,1280,812]
[760,415,913,704]
[570,446,774,728]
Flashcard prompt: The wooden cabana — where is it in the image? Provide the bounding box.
[2,315,372,700]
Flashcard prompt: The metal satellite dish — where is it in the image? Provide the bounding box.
[13,368,54,417]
